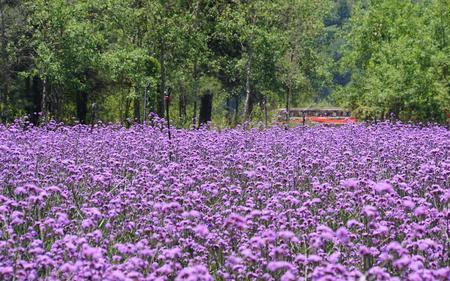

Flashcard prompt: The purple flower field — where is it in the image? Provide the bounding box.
[0,121,449,281]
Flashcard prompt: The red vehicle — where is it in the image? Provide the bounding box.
[274,107,357,125]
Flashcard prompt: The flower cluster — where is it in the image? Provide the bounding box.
[0,122,449,280]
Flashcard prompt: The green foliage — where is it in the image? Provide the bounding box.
[0,0,447,125]
[336,0,450,122]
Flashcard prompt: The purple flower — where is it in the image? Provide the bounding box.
[393,255,411,269]
[224,213,247,230]
[414,206,428,217]
[336,227,351,244]
[0,266,13,275]
[402,199,415,210]
[280,270,296,281]
[81,218,95,230]
[175,265,213,281]
[278,230,299,243]
[316,225,334,241]
[374,182,394,194]
[361,205,378,218]
[193,224,209,237]
[108,270,132,281]
[341,178,359,189]
[307,255,323,264]
[267,261,294,272]
[0,122,448,279]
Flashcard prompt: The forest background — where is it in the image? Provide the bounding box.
[0,0,449,127]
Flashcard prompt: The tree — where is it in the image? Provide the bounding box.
[98,0,159,124]
[4,0,445,126]
[216,0,280,122]
[26,0,109,124]
[277,0,332,121]
[337,0,450,122]
[0,0,29,123]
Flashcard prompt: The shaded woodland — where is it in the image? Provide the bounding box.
[0,0,448,126]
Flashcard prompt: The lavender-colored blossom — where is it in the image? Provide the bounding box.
[335,227,351,244]
[0,122,448,280]
[267,261,294,272]
[374,182,394,194]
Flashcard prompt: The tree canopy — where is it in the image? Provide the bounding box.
[0,0,448,126]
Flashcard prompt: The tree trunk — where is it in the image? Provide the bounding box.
[134,94,140,123]
[226,97,232,125]
[243,51,253,121]
[157,40,166,118]
[48,83,54,121]
[192,60,200,128]
[263,97,268,128]
[192,99,197,128]
[53,87,61,121]
[119,90,124,124]
[151,87,156,114]
[91,103,97,129]
[41,78,48,125]
[234,96,239,125]
[0,7,9,123]
[286,83,291,122]
[243,7,256,122]
[1,83,7,123]
[178,82,187,120]
[199,91,212,126]
[28,76,41,125]
[76,92,88,124]
[285,50,294,123]
[124,96,131,127]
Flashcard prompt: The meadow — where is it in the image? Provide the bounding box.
[0,120,449,280]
